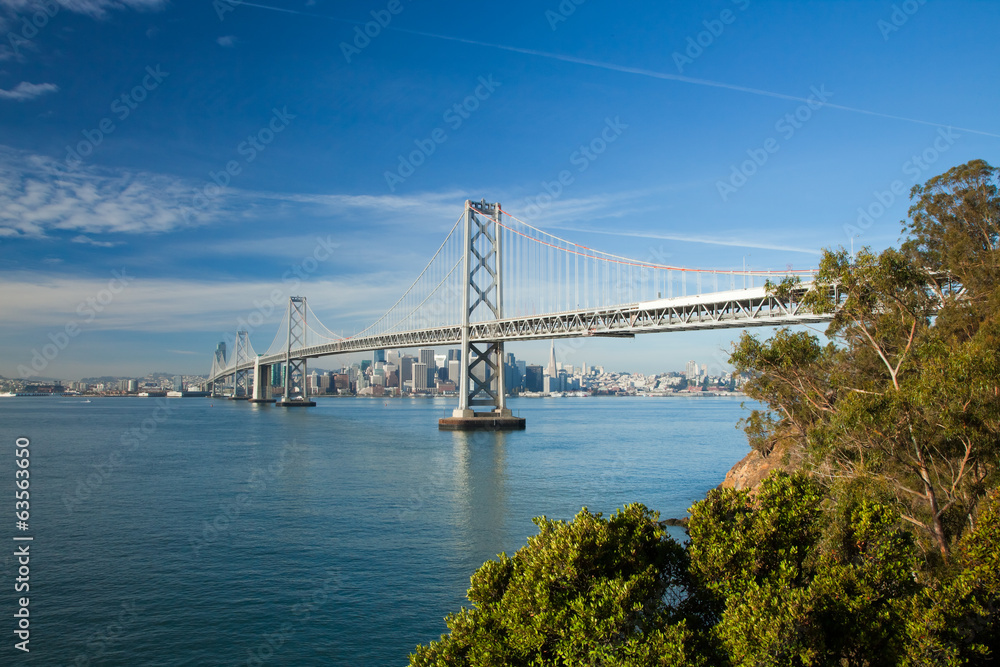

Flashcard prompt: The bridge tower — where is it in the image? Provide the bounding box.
[440,200,525,430]
[278,296,316,407]
[231,330,251,400]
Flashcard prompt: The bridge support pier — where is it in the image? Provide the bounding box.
[440,200,524,431]
[249,357,275,404]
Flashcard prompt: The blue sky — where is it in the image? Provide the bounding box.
[1,0,998,380]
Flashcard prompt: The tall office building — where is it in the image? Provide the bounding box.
[400,356,414,382]
[412,362,428,390]
[546,340,558,378]
[525,365,544,392]
[418,349,436,368]
[215,342,227,364]
[374,349,386,364]
[447,349,461,362]
[448,360,461,384]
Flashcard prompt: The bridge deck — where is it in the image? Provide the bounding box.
[209,284,831,382]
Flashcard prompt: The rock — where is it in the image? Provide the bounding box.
[720,436,804,493]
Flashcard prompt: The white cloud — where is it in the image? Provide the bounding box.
[0,146,220,238]
[71,234,119,247]
[0,1,166,37]
[0,145,482,242]
[0,81,58,101]
[216,35,237,47]
[0,274,408,337]
[0,0,166,18]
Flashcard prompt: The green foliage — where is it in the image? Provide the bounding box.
[409,504,696,666]
[689,473,918,666]
[413,478,997,665]
[731,160,1000,559]
[904,489,1000,666]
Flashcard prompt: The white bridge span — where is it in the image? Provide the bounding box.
[206,200,833,424]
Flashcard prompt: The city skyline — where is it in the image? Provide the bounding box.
[2,1,998,379]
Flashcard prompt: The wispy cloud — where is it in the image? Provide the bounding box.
[0,0,167,18]
[71,234,119,247]
[216,35,237,47]
[0,81,58,102]
[0,275,408,336]
[0,146,220,239]
[0,145,479,242]
[0,0,166,35]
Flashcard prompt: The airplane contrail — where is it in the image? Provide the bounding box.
[551,225,824,256]
[238,1,1000,138]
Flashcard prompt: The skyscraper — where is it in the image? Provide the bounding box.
[413,362,428,390]
[400,356,414,382]
[525,365,543,392]
[546,340,558,378]
[419,348,436,368]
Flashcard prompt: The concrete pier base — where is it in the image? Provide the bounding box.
[248,398,276,404]
[277,399,316,407]
[228,396,249,401]
[438,410,525,431]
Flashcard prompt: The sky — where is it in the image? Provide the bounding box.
[1,0,998,380]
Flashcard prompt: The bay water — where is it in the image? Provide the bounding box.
[0,395,751,665]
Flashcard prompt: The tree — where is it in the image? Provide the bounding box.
[903,489,1000,666]
[687,472,918,666]
[409,504,698,667]
[731,160,1000,560]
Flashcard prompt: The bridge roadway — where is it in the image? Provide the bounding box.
[208,283,832,383]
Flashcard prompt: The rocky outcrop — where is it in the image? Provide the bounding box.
[720,436,805,492]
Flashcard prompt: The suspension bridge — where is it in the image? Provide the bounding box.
[207,200,834,429]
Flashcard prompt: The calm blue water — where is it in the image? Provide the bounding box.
[0,395,750,665]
